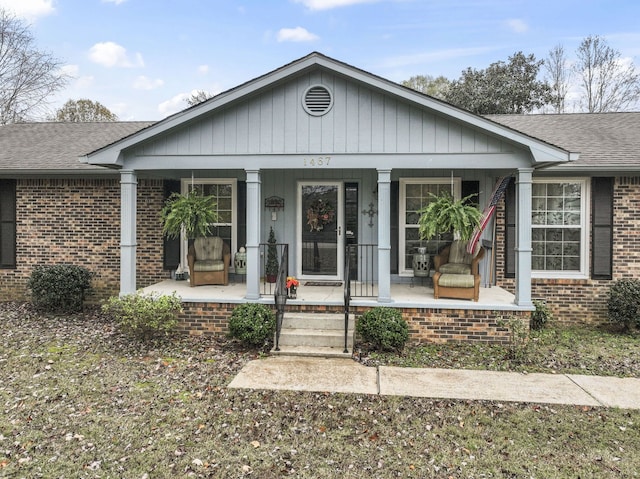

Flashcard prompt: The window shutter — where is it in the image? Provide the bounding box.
[390,181,399,274]
[237,181,247,251]
[162,180,181,270]
[591,177,613,279]
[504,179,516,278]
[0,179,17,269]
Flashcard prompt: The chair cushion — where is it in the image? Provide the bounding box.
[193,260,225,272]
[439,263,472,275]
[194,237,223,261]
[448,240,473,265]
[437,273,475,288]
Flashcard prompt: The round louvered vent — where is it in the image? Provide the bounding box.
[303,85,333,116]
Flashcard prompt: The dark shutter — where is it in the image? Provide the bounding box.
[504,179,516,278]
[162,180,181,270]
[237,181,247,250]
[591,177,613,279]
[462,180,480,207]
[0,179,17,269]
[390,181,399,274]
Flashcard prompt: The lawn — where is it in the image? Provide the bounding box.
[1,302,639,478]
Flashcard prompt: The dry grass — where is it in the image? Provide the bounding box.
[1,302,639,478]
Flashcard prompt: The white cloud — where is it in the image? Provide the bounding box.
[505,18,529,34]
[89,42,144,68]
[198,65,210,75]
[76,75,95,89]
[60,64,79,78]
[293,0,378,10]
[133,75,164,90]
[277,27,319,42]
[158,92,192,117]
[102,0,128,4]
[0,0,55,21]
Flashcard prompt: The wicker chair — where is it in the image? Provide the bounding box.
[432,240,484,301]
[187,237,230,287]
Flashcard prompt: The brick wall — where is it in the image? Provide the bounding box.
[179,302,525,344]
[496,176,640,324]
[0,177,168,302]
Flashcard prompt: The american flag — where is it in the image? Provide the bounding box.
[467,176,512,254]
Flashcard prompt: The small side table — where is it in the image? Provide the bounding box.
[412,252,431,287]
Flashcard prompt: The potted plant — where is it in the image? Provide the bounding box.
[265,227,279,283]
[160,189,218,279]
[417,191,482,243]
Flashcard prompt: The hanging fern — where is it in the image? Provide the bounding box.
[417,192,482,242]
[160,189,219,239]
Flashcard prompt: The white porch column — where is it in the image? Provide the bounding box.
[515,168,533,307]
[245,169,261,300]
[377,169,392,302]
[120,170,137,295]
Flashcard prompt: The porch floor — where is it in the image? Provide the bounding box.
[142,278,523,311]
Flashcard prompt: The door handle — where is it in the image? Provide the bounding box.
[337,226,341,236]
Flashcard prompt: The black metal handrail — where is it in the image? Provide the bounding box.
[273,244,288,352]
[343,245,351,354]
[259,242,288,295]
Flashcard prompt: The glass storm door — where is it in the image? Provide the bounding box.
[298,182,343,280]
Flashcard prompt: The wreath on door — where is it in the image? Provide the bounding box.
[306,199,335,232]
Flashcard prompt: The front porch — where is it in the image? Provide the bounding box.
[142,278,527,345]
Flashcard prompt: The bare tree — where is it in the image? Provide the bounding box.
[545,44,571,113]
[186,90,213,106]
[575,35,640,112]
[0,8,69,123]
[51,99,118,122]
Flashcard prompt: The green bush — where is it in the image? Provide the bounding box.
[531,300,553,331]
[27,264,93,313]
[607,279,640,330]
[102,292,182,339]
[356,307,409,351]
[228,303,276,346]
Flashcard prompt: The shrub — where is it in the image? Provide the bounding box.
[530,300,553,331]
[27,264,93,313]
[102,292,182,339]
[356,307,409,351]
[228,303,276,346]
[607,279,640,330]
[498,316,530,363]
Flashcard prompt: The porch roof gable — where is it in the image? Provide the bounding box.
[82,52,573,168]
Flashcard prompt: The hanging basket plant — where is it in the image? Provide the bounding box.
[160,189,219,240]
[417,192,482,243]
[306,199,335,232]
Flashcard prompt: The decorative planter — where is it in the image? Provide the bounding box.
[287,286,297,299]
[234,249,247,274]
[266,274,277,283]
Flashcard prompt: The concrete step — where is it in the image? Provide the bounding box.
[281,312,355,331]
[271,345,353,359]
[278,327,354,349]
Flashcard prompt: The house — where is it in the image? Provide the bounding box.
[1,53,638,344]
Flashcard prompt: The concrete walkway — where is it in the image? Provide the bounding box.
[228,356,640,409]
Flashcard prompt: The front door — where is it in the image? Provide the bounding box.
[298,182,343,280]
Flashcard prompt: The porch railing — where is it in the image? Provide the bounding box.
[273,244,288,352]
[346,243,378,298]
[343,244,351,354]
[259,242,288,295]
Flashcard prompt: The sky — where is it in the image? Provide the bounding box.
[1,0,639,121]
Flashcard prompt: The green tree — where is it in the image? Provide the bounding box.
[444,52,553,114]
[186,90,213,106]
[0,8,68,124]
[545,44,571,113]
[52,99,118,122]
[401,74,451,100]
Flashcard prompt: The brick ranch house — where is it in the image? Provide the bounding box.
[1,53,638,344]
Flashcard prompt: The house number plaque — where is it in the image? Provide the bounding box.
[303,156,331,167]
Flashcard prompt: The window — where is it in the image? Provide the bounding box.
[0,179,17,269]
[399,178,460,275]
[182,179,237,267]
[532,178,589,277]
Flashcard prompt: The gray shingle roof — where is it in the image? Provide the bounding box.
[0,122,153,171]
[486,112,640,169]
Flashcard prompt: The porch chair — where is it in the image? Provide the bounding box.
[432,240,485,301]
[187,237,230,287]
